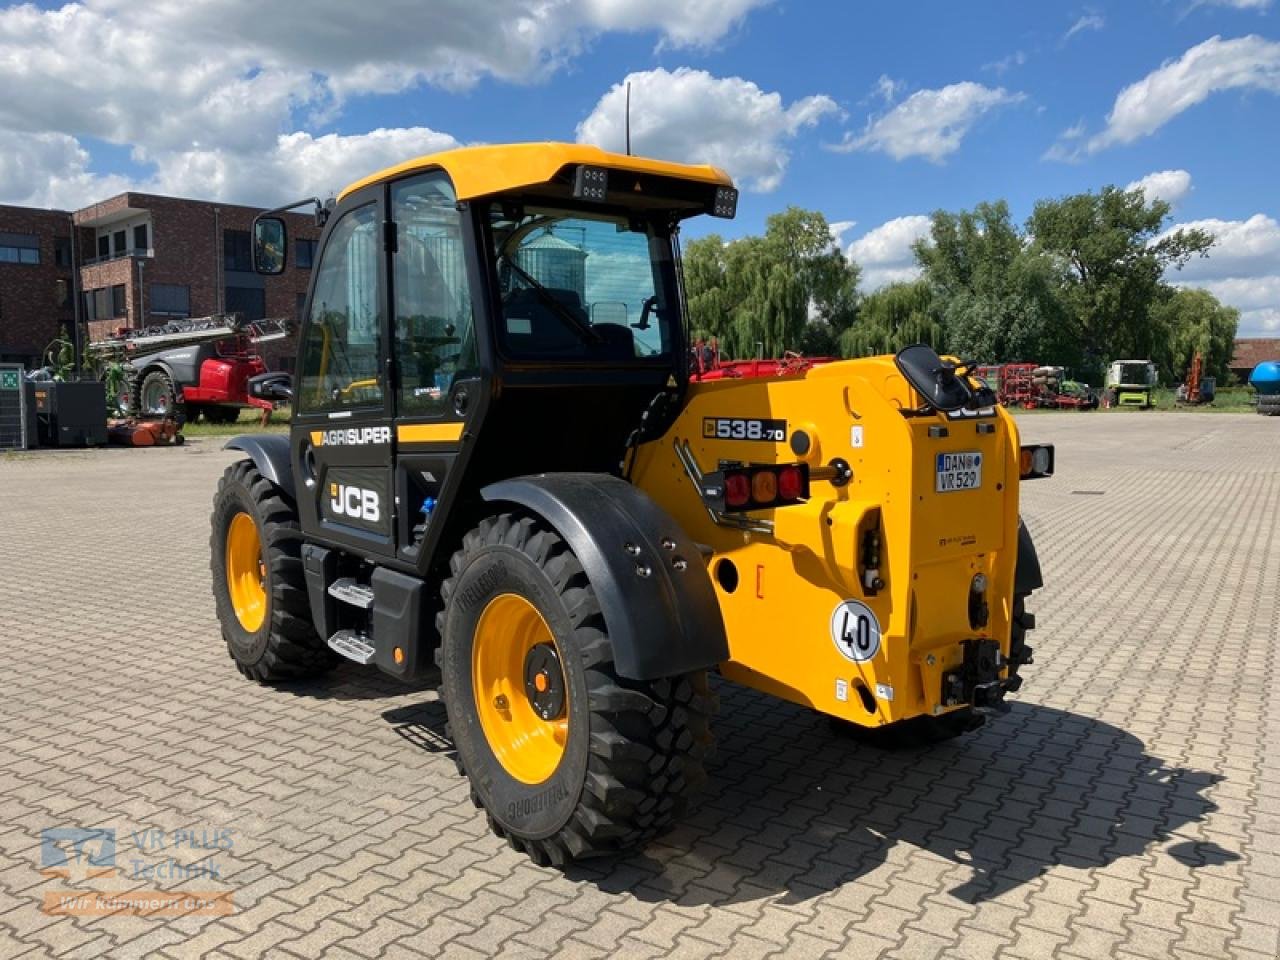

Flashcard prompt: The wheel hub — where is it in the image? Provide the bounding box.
[225,511,266,632]
[523,643,565,721]
[471,593,569,784]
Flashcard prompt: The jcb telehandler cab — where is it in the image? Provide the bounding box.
[211,143,1050,866]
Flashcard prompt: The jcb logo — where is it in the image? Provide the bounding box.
[329,483,380,522]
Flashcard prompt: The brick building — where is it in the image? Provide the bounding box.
[1230,338,1280,382]
[0,204,78,364]
[0,193,321,369]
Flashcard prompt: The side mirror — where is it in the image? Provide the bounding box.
[253,216,287,275]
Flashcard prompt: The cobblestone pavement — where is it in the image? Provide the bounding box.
[0,412,1276,959]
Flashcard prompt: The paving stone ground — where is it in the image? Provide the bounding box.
[0,411,1277,960]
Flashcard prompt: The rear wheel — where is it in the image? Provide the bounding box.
[210,460,337,682]
[437,513,715,865]
[139,369,178,418]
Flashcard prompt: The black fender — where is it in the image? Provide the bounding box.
[225,434,294,497]
[1015,518,1043,595]
[481,473,729,681]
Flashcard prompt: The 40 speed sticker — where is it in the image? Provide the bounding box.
[830,600,881,663]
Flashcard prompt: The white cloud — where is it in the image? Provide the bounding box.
[0,0,774,207]
[1087,35,1280,152]
[575,68,837,192]
[0,126,462,210]
[828,220,857,248]
[1192,0,1273,10]
[847,215,932,291]
[1163,213,1280,336]
[0,130,134,209]
[870,75,905,104]
[982,51,1027,76]
[1064,14,1105,43]
[150,127,463,207]
[1126,169,1193,207]
[833,82,1025,162]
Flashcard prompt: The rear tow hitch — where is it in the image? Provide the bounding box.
[942,638,1018,716]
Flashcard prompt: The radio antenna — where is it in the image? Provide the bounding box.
[625,81,632,155]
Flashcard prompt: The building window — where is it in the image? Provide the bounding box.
[133,224,148,253]
[226,286,266,322]
[111,285,127,318]
[296,238,315,269]
[98,235,109,258]
[224,229,252,272]
[296,292,307,322]
[54,237,73,268]
[93,288,111,320]
[151,284,191,317]
[113,230,126,255]
[0,232,40,264]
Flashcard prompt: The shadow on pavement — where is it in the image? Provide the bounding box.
[381,675,1229,907]
[271,663,439,701]
[571,682,1228,906]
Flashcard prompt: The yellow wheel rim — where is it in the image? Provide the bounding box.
[472,593,569,785]
[226,512,267,633]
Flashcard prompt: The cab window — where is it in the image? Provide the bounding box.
[297,204,383,413]
[488,206,676,362]
[393,173,478,416]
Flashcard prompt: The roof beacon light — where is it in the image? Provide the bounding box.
[573,166,609,202]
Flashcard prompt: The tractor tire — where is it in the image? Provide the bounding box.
[436,512,715,866]
[830,592,1035,749]
[1258,396,1280,416]
[138,368,182,422]
[210,460,338,682]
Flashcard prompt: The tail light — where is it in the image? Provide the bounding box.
[724,473,751,508]
[703,463,811,513]
[1019,444,1055,480]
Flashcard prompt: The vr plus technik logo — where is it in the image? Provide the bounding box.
[38,825,235,917]
[39,828,117,880]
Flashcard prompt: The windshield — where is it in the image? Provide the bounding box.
[487,205,679,362]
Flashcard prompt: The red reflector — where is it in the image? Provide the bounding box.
[778,466,803,500]
[725,473,750,508]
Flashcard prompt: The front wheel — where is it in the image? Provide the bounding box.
[210,460,337,682]
[436,513,715,866]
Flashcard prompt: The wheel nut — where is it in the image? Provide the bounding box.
[494,694,509,711]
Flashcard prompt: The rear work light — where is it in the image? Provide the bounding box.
[703,462,811,513]
[1019,444,1055,480]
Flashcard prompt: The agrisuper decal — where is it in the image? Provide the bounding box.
[309,426,391,447]
[320,467,390,535]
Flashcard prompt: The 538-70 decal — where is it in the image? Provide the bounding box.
[702,417,787,442]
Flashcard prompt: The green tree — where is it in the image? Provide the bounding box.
[840,280,943,357]
[681,208,860,358]
[1150,288,1239,383]
[914,201,1074,367]
[1027,186,1213,378]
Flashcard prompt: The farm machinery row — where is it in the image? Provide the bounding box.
[86,314,293,426]
[974,363,1100,410]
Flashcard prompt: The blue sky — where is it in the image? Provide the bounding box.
[1,1,1276,332]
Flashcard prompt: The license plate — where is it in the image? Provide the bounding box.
[935,451,983,493]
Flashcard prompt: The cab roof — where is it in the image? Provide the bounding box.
[338,142,733,203]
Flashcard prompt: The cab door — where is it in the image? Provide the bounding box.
[386,171,485,567]
[291,191,397,559]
